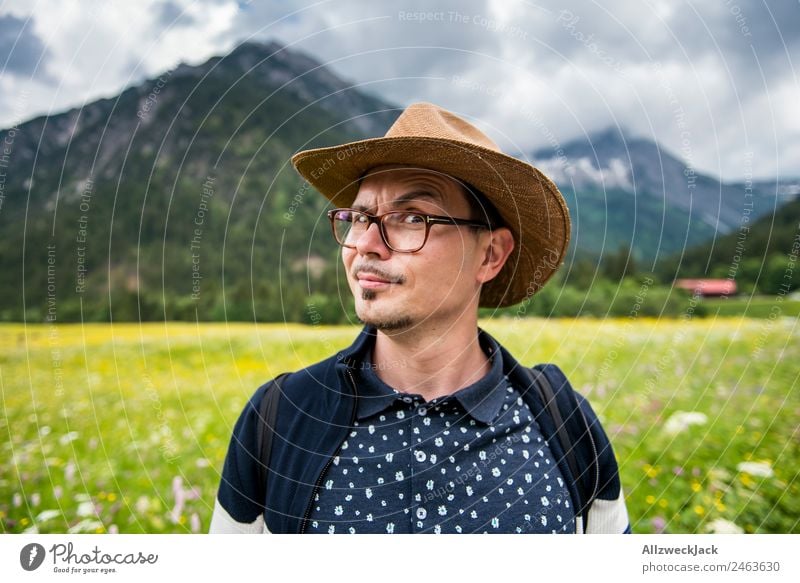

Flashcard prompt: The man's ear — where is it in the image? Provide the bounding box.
[476,227,515,284]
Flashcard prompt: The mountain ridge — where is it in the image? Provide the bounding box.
[0,39,795,321]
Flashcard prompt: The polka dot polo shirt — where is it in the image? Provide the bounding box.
[307,332,575,534]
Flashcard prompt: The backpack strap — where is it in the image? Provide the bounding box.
[526,367,581,487]
[524,364,599,531]
[255,373,290,502]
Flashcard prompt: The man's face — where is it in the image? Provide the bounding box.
[341,165,490,333]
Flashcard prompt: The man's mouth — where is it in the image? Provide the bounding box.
[356,272,394,289]
[354,268,404,290]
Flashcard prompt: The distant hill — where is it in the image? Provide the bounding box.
[0,40,399,322]
[531,127,790,266]
[654,197,800,295]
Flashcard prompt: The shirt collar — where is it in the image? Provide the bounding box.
[348,326,507,425]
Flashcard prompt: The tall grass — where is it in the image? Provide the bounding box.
[1,318,797,533]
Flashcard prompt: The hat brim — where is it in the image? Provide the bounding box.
[291,135,571,308]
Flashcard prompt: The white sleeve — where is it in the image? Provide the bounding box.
[584,487,630,534]
[208,496,271,534]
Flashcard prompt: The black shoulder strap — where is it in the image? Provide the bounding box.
[527,367,581,484]
[256,373,289,501]
[525,365,599,529]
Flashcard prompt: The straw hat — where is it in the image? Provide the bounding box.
[290,102,571,308]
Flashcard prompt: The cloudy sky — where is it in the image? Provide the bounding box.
[1,0,798,181]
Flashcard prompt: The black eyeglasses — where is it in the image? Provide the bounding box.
[327,208,492,253]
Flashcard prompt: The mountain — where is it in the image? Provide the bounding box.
[0,40,399,322]
[0,39,795,322]
[530,127,787,265]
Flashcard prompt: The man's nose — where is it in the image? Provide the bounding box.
[355,222,391,258]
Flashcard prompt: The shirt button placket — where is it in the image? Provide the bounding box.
[411,398,433,532]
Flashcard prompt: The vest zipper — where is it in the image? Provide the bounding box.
[577,405,600,530]
[298,368,359,533]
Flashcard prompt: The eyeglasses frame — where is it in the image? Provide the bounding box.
[326,208,493,253]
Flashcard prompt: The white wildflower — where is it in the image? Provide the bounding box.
[664,411,707,435]
[736,461,774,478]
[705,518,744,534]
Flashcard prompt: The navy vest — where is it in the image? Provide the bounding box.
[256,325,618,533]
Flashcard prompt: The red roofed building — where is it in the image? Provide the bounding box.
[675,278,737,297]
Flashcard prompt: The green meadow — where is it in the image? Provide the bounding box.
[1,318,798,534]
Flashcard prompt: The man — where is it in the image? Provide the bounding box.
[210,103,629,534]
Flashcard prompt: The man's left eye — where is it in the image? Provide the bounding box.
[401,213,425,224]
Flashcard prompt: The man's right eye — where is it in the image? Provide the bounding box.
[334,211,356,222]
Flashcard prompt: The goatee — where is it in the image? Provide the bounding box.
[357,292,412,331]
[359,314,413,331]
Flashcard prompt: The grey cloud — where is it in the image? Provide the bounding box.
[223,0,501,105]
[2,0,793,179]
[157,1,197,28]
[0,14,49,77]
[662,2,799,87]
[478,1,797,97]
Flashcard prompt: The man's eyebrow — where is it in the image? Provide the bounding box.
[392,190,443,206]
[351,190,443,213]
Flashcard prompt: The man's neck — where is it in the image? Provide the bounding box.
[370,317,491,402]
